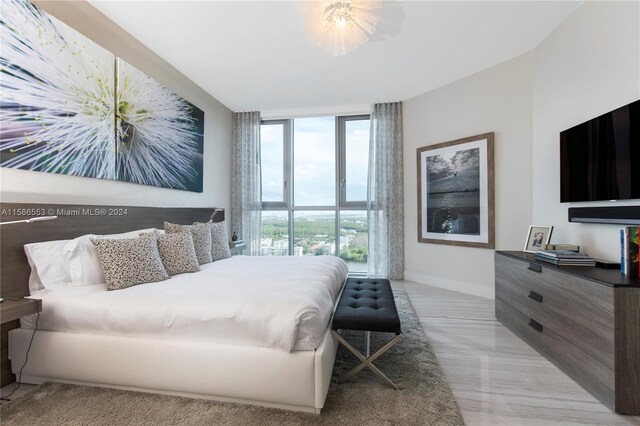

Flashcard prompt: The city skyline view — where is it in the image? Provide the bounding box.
[260,211,368,272]
[260,116,370,273]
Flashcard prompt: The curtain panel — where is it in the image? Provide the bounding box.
[367,102,404,279]
[231,111,262,255]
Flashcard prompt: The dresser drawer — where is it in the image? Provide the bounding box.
[496,298,615,410]
[495,253,614,369]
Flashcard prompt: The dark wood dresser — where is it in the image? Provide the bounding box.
[495,251,640,414]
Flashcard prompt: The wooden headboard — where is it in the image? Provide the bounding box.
[0,202,224,299]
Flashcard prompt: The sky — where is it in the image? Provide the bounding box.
[260,123,284,202]
[294,116,336,205]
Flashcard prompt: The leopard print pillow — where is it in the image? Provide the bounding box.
[164,222,212,265]
[91,234,169,291]
[194,221,231,261]
[153,232,200,276]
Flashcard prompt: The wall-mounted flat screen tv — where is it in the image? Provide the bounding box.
[560,99,639,203]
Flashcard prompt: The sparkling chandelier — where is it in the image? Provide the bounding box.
[301,0,382,57]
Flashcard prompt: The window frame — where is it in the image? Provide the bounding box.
[260,119,291,209]
[260,114,370,264]
[337,115,370,209]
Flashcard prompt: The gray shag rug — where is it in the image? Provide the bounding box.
[1,291,464,426]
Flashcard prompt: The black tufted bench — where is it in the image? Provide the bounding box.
[331,277,402,389]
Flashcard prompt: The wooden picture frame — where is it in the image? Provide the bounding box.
[417,132,495,249]
[523,225,554,253]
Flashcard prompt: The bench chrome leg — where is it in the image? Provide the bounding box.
[332,330,402,390]
[365,331,371,358]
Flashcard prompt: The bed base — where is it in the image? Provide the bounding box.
[9,326,338,414]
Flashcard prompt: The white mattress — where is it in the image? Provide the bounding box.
[22,256,348,352]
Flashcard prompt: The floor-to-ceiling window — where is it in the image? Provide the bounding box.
[259,115,370,273]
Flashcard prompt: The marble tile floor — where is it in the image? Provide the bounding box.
[396,280,640,426]
[2,281,639,425]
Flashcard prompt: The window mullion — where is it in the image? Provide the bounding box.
[337,116,346,208]
[284,119,292,209]
[285,119,294,255]
[335,116,342,258]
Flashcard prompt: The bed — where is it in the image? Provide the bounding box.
[2,203,348,414]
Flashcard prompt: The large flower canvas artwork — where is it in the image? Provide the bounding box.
[116,59,204,192]
[0,0,116,179]
[0,0,204,192]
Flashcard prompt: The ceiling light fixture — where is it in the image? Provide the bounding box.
[301,0,381,57]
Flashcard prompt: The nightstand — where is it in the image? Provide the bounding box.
[1,298,41,386]
[1,298,41,324]
[229,241,246,255]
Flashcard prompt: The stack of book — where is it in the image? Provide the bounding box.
[544,244,579,252]
[535,250,596,267]
[621,227,639,277]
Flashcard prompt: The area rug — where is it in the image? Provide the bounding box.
[1,291,464,426]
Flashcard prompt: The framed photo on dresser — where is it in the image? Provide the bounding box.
[524,225,554,253]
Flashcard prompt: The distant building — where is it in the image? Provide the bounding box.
[340,234,355,250]
[260,238,272,248]
[261,247,288,256]
[323,243,336,255]
[273,239,288,250]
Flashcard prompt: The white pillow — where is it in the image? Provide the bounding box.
[24,239,73,293]
[25,250,44,294]
[64,228,160,286]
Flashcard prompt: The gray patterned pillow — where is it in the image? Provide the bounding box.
[91,234,169,291]
[194,221,232,261]
[152,232,200,276]
[164,222,212,265]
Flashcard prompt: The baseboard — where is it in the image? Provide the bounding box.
[403,271,494,300]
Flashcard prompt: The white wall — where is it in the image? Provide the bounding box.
[0,1,232,209]
[532,1,640,261]
[403,53,534,299]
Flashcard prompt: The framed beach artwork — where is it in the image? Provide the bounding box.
[417,132,495,249]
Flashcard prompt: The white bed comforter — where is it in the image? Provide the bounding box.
[23,256,348,352]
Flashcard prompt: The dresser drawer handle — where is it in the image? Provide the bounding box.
[529,319,543,332]
[528,291,543,303]
[527,263,542,273]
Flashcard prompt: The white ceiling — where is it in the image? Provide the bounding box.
[90,1,581,113]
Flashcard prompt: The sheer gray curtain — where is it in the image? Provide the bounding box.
[367,102,404,279]
[231,111,262,255]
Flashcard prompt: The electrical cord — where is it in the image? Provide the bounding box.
[0,310,39,403]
